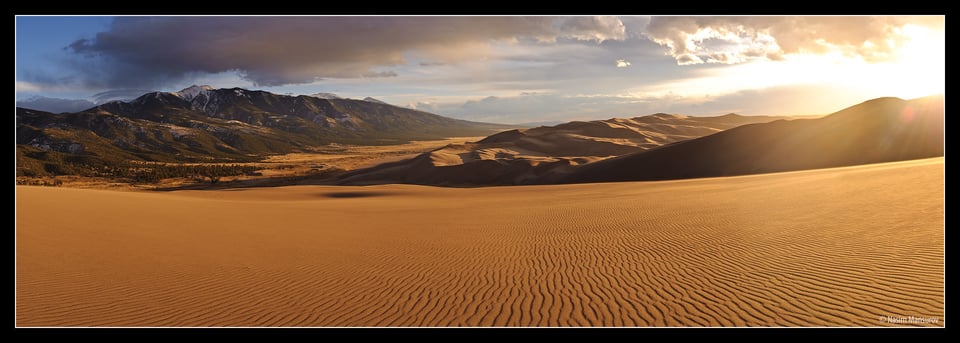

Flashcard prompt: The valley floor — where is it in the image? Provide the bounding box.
[15,157,944,326]
[17,136,485,191]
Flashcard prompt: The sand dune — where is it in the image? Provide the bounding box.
[16,157,944,326]
[553,95,944,184]
[340,113,788,186]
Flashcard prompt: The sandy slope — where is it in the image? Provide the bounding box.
[555,95,944,184]
[340,113,790,186]
[16,158,944,327]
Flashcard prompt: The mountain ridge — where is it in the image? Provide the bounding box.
[16,87,513,176]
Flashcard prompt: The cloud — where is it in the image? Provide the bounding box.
[430,92,649,123]
[615,59,631,68]
[643,16,943,65]
[15,81,41,93]
[92,88,157,104]
[417,82,900,124]
[407,101,440,112]
[53,16,626,89]
[553,16,626,42]
[657,84,883,116]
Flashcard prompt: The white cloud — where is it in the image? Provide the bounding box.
[407,101,440,112]
[616,59,632,68]
[554,16,627,42]
[643,16,943,65]
[15,81,41,93]
[15,80,96,96]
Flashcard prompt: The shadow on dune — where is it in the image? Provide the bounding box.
[549,95,944,184]
[318,191,396,198]
[151,172,342,192]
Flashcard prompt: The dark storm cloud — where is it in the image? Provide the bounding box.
[60,16,626,88]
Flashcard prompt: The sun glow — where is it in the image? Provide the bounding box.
[891,24,945,97]
[635,23,944,111]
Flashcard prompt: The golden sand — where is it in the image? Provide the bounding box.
[16,158,944,326]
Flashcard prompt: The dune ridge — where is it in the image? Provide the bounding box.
[16,158,944,326]
[339,113,789,186]
[553,95,944,184]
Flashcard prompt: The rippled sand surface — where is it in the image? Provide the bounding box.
[16,158,944,326]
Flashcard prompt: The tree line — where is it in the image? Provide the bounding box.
[104,162,260,184]
[17,148,260,184]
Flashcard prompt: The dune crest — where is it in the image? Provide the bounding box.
[554,95,944,184]
[340,113,788,186]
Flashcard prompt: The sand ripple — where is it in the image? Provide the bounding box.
[16,158,944,326]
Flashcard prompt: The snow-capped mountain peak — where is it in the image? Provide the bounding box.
[175,85,215,101]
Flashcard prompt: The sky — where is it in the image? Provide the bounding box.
[15,16,944,124]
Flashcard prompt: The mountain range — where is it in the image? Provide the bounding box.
[17,86,511,174]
